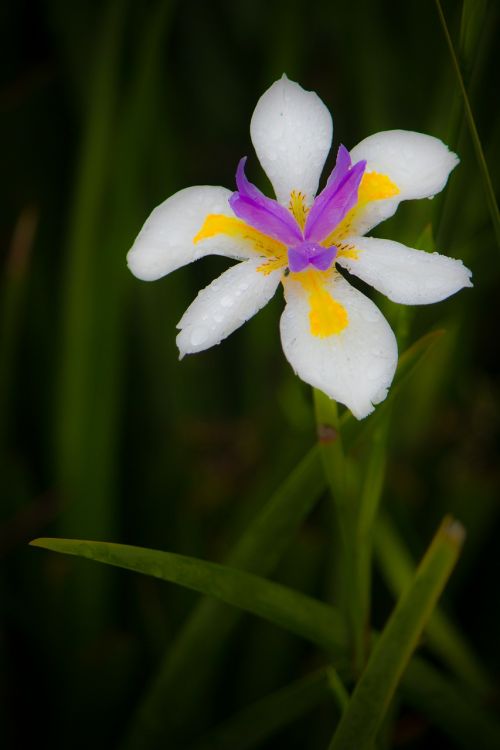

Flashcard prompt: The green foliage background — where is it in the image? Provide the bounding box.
[1,0,499,748]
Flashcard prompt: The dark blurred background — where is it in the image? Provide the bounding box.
[1,0,499,748]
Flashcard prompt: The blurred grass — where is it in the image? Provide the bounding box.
[1,0,499,748]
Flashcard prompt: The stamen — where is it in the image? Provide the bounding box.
[336,242,359,260]
[324,171,399,245]
[194,214,287,260]
[257,257,288,275]
[289,191,309,230]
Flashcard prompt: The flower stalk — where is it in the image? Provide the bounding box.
[314,389,367,672]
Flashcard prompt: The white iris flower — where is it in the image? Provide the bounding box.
[127,75,472,419]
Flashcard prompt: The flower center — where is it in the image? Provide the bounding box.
[287,242,337,273]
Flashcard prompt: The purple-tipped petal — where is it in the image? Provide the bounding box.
[229,158,302,246]
[304,151,366,243]
[287,242,337,272]
[325,144,351,188]
[288,246,310,273]
[235,157,265,202]
[309,244,337,270]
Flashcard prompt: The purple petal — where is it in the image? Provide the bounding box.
[229,158,302,246]
[325,144,351,188]
[287,246,310,273]
[309,244,337,271]
[287,242,337,273]
[304,153,366,243]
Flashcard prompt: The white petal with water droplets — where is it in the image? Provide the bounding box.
[348,130,459,234]
[176,258,282,356]
[280,275,398,419]
[338,236,473,304]
[250,75,333,207]
[127,186,255,281]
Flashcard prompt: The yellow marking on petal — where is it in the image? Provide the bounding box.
[358,171,399,204]
[324,171,400,245]
[194,214,287,259]
[289,191,309,230]
[336,242,359,260]
[257,257,288,275]
[291,269,348,338]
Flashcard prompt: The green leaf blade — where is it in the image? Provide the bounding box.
[328,516,465,750]
[122,446,325,748]
[30,537,348,658]
[435,0,500,249]
[190,669,333,750]
[374,512,492,698]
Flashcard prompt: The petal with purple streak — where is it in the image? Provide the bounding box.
[304,156,366,243]
[229,158,302,246]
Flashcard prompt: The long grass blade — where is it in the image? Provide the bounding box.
[374,512,492,698]
[122,446,325,747]
[55,0,126,640]
[30,536,348,655]
[0,207,37,449]
[190,669,334,750]
[435,0,500,249]
[29,531,500,747]
[403,655,500,750]
[328,516,465,750]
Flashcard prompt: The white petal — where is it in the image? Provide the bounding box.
[338,236,473,305]
[250,75,333,206]
[176,258,282,356]
[280,275,398,419]
[349,130,459,234]
[127,186,255,281]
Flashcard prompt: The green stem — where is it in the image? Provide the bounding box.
[354,416,390,664]
[313,390,364,672]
